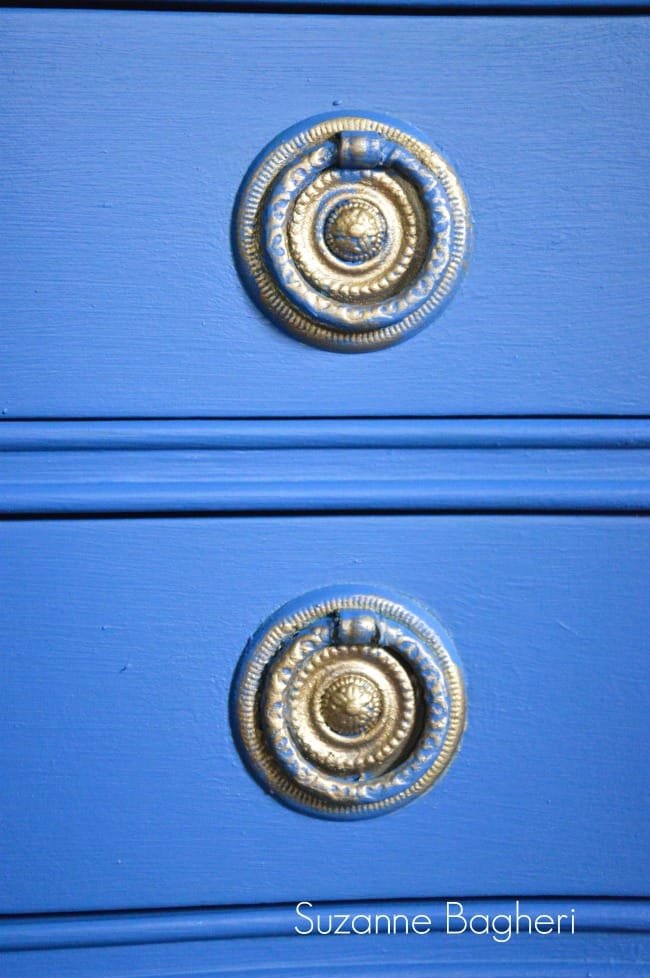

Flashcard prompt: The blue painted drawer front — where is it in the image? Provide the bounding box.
[2,515,648,915]
[2,11,649,418]
[2,908,650,978]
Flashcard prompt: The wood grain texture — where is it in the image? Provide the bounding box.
[1,12,649,417]
[2,516,649,914]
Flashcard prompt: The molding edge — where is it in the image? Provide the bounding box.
[2,898,649,952]
[2,420,650,515]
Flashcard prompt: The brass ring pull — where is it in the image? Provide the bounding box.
[234,113,472,352]
[232,588,466,819]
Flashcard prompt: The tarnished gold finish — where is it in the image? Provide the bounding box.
[234,115,472,352]
[281,644,417,777]
[319,673,384,736]
[233,590,466,819]
[287,168,424,304]
[323,199,388,264]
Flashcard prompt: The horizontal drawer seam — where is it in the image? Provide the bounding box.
[2,421,650,513]
[10,2,650,13]
[2,898,649,952]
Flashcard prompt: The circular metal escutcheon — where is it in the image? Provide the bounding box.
[233,113,472,353]
[231,587,466,819]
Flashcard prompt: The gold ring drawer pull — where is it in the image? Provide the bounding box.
[234,113,472,353]
[232,588,466,819]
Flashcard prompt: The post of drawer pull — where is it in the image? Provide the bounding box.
[234,113,472,352]
[231,587,466,819]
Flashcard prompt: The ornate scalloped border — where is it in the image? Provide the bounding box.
[233,591,466,819]
[234,115,472,352]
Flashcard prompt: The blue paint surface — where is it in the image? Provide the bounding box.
[1,901,649,978]
[2,7,649,975]
[2,516,649,914]
[1,417,650,513]
[1,12,649,415]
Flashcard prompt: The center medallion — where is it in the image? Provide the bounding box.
[318,673,384,737]
[323,198,388,265]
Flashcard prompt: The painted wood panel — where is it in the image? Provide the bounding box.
[2,516,648,913]
[2,12,649,417]
[2,418,650,513]
[1,902,650,978]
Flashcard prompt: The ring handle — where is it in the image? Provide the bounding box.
[235,113,472,352]
[231,587,466,820]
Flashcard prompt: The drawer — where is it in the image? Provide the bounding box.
[2,515,649,915]
[2,11,649,418]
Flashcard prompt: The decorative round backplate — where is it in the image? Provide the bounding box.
[231,587,466,819]
[233,113,472,352]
